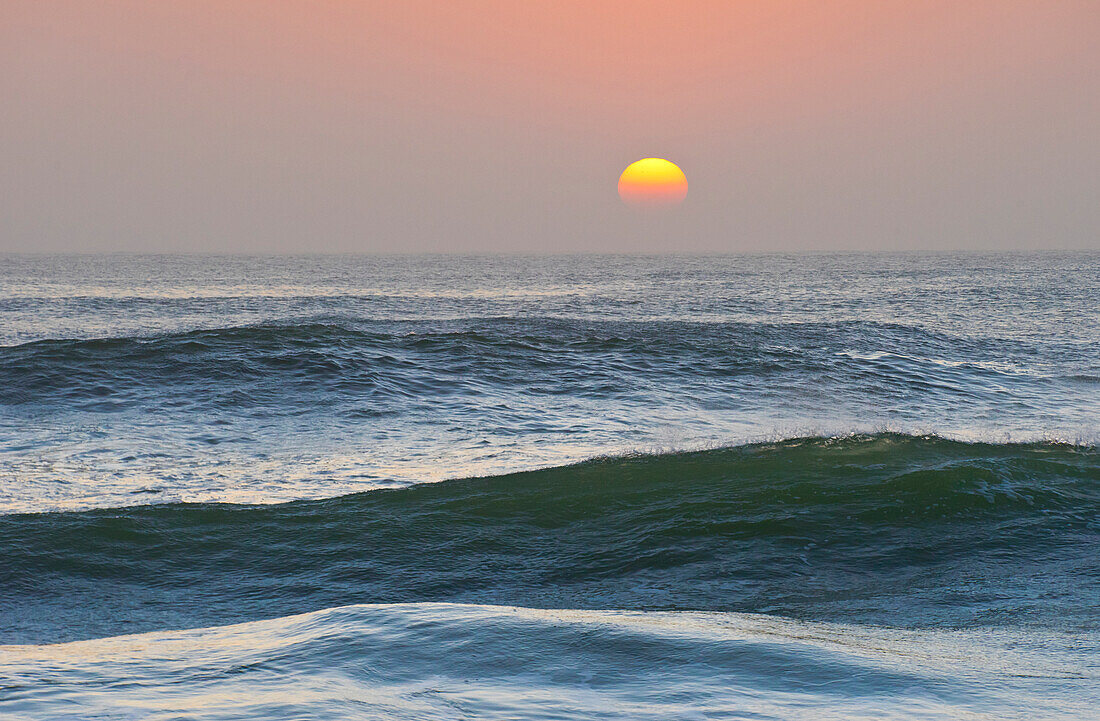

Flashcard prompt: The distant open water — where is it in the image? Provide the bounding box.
[1,253,1097,719]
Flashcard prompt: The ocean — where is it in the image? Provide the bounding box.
[0,253,1097,719]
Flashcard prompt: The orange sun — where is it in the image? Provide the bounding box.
[618,158,688,208]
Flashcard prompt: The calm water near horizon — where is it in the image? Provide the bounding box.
[1,253,1097,719]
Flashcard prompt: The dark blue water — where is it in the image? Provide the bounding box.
[1,254,1097,719]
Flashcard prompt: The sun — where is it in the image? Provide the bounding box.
[618,158,688,208]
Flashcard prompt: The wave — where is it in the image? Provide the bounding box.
[2,433,1096,644]
[5,317,1095,516]
[0,316,1078,407]
[2,602,1094,720]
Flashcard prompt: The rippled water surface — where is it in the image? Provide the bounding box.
[1,253,1097,719]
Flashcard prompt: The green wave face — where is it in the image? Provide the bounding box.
[3,434,1096,644]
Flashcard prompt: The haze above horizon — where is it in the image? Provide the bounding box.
[2,1,1098,253]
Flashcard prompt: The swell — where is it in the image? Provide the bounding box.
[2,434,1096,643]
[4,603,1094,721]
[0,317,1080,409]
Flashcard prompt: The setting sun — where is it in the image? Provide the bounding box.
[618,158,688,208]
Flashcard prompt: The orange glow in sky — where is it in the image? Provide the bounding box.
[1,1,1097,252]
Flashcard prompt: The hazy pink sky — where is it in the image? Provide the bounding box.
[2,1,1097,252]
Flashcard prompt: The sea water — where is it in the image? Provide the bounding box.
[1,253,1097,719]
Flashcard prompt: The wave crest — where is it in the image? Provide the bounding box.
[2,434,1096,644]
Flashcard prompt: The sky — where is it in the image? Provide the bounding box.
[2,1,1098,253]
